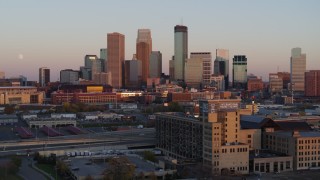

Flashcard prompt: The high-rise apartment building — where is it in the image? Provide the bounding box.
[305,70,320,97]
[290,47,306,92]
[149,51,162,78]
[136,29,152,84]
[174,25,188,80]
[190,52,212,86]
[233,55,247,89]
[107,32,125,89]
[39,67,50,87]
[215,49,229,89]
[60,69,79,84]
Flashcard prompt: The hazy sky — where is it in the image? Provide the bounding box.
[1,0,319,81]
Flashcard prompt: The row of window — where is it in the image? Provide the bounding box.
[221,147,248,153]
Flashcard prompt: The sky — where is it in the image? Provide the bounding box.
[1,0,320,81]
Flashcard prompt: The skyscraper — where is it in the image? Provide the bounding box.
[174,25,188,80]
[39,67,50,87]
[149,51,162,78]
[107,32,125,89]
[232,55,247,89]
[290,47,306,92]
[84,55,102,80]
[124,59,142,89]
[100,48,107,72]
[214,49,229,89]
[190,52,212,86]
[136,29,152,84]
[0,71,5,79]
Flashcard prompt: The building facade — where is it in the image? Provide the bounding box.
[0,87,44,104]
[174,25,188,80]
[184,58,203,88]
[136,29,152,84]
[190,52,212,86]
[215,49,229,89]
[39,67,50,87]
[232,55,247,89]
[84,55,103,80]
[149,51,162,78]
[124,59,142,88]
[60,69,79,84]
[305,70,320,97]
[210,75,225,91]
[290,47,306,92]
[107,32,125,89]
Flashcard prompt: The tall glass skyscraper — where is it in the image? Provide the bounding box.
[174,25,188,80]
[214,49,229,89]
[232,55,247,89]
[290,47,306,92]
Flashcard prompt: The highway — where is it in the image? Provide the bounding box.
[0,128,155,156]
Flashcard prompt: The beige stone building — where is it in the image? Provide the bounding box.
[264,130,320,170]
[0,86,44,104]
[201,99,250,175]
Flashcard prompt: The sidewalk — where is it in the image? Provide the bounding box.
[19,157,54,180]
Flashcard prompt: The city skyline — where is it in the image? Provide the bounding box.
[1,0,320,81]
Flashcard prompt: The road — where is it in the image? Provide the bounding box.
[19,157,47,180]
[0,128,155,156]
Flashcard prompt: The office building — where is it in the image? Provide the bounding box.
[80,66,91,80]
[215,49,229,89]
[169,56,175,80]
[269,73,284,93]
[107,32,125,89]
[210,74,225,91]
[305,70,320,97]
[247,78,263,92]
[60,69,79,84]
[184,58,203,88]
[39,67,50,87]
[149,51,162,78]
[0,72,4,79]
[136,29,152,84]
[174,25,188,80]
[100,48,107,72]
[290,47,306,92]
[124,59,142,88]
[84,55,103,80]
[93,72,111,85]
[233,55,247,89]
[190,52,212,86]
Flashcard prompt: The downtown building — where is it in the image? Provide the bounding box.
[174,25,188,81]
[290,47,306,93]
[232,55,247,89]
[84,55,103,81]
[269,72,291,93]
[107,32,125,89]
[214,49,229,90]
[124,57,142,89]
[136,29,152,85]
[60,69,79,84]
[149,51,162,78]
[156,98,251,175]
[0,86,44,104]
[39,67,50,87]
[190,52,212,87]
[305,70,320,97]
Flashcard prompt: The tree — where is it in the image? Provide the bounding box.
[56,160,69,176]
[84,175,94,180]
[103,157,135,180]
[143,151,156,162]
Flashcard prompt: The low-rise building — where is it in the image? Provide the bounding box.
[0,86,44,104]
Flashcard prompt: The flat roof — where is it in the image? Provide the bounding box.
[271,131,320,138]
[0,86,37,89]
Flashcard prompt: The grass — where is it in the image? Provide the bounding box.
[35,163,58,180]
[0,175,24,180]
